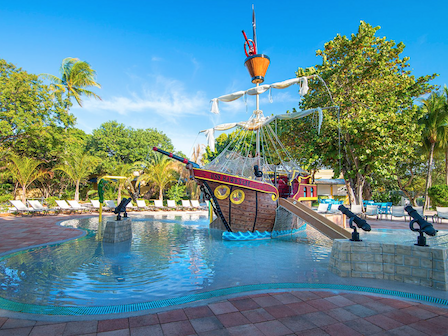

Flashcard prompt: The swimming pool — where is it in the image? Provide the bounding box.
[0,214,335,308]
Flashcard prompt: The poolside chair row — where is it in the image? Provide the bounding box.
[9,200,92,215]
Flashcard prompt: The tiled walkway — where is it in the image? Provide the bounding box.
[0,213,447,335]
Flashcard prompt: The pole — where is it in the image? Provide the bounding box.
[255,83,260,166]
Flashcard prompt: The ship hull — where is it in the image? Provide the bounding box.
[193,168,278,233]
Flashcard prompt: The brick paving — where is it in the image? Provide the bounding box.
[0,212,447,335]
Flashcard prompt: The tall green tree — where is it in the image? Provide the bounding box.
[419,90,448,209]
[6,155,49,203]
[137,154,176,200]
[55,150,99,201]
[0,59,74,153]
[87,121,175,171]
[40,57,101,107]
[285,21,436,204]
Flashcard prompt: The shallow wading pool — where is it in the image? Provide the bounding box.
[1,214,448,315]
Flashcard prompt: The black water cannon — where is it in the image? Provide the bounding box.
[114,198,131,221]
[254,165,263,178]
[405,205,437,246]
[338,205,371,241]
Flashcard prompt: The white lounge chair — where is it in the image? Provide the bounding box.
[105,200,116,209]
[28,200,59,215]
[136,199,151,210]
[316,203,329,214]
[55,200,81,213]
[181,200,193,210]
[191,199,207,210]
[365,205,379,219]
[390,206,407,221]
[125,200,137,211]
[436,207,448,223]
[154,199,167,210]
[167,200,179,210]
[67,200,90,213]
[9,200,41,215]
[350,204,363,216]
[90,200,111,211]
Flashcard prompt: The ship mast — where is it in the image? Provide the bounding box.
[242,6,269,166]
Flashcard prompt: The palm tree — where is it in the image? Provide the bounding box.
[419,90,448,209]
[40,57,101,107]
[55,150,99,201]
[137,154,176,200]
[7,155,49,203]
[108,163,142,203]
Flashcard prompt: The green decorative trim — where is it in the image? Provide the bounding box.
[0,283,446,316]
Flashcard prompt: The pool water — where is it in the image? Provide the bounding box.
[0,214,334,307]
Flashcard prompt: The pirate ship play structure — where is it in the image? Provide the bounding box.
[154,9,342,240]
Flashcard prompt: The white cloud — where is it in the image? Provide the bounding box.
[75,75,209,123]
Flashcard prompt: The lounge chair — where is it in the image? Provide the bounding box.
[191,199,207,210]
[90,200,111,212]
[154,199,168,210]
[316,203,329,214]
[167,200,179,210]
[181,200,193,210]
[67,200,90,213]
[125,200,137,211]
[364,205,379,219]
[436,207,448,223]
[28,200,59,215]
[136,200,151,211]
[389,206,407,221]
[55,200,81,213]
[9,200,41,216]
[350,204,363,216]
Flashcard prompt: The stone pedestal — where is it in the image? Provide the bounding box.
[329,240,448,290]
[103,218,132,243]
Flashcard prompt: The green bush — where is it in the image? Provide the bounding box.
[0,194,13,203]
[45,196,59,207]
[371,190,401,205]
[167,184,186,203]
[428,185,448,207]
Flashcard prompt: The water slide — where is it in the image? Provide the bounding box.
[279,198,351,240]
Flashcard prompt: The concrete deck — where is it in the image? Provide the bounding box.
[0,212,447,335]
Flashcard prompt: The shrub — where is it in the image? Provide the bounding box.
[428,185,448,207]
[167,185,186,203]
[45,196,59,207]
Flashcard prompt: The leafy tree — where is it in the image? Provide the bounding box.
[87,121,174,171]
[54,150,99,201]
[0,59,74,153]
[285,21,436,204]
[418,90,448,209]
[6,155,49,203]
[40,57,101,108]
[137,153,176,200]
[428,184,448,207]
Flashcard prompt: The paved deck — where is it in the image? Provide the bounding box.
[0,212,447,335]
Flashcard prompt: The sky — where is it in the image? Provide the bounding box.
[1,0,447,157]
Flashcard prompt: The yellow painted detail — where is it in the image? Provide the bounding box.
[214,185,230,199]
[230,189,245,204]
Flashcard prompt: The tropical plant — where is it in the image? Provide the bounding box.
[167,184,187,203]
[419,90,448,209]
[428,184,448,207]
[285,21,436,205]
[40,57,101,107]
[137,153,176,200]
[6,155,49,203]
[54,150,99,201]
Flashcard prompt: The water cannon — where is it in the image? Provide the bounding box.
[405,205,437,246]
[114,198,131,221]
[254,165,263,178]
[338,205,371,241]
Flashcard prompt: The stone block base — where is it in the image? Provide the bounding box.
[329,240,448,290]
[103,218,132,243]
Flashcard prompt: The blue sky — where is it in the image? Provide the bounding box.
[1,1,447,156]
